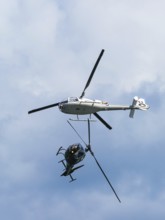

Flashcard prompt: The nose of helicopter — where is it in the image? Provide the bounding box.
[58,103,63,110]
[58,99,68,111]
[65,143,86,165]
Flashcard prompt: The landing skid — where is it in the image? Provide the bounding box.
[56,147,84,182]
[56,146,66,156]
[69,176,76,182]
[58,159,79,183]
[68,164,84,183]
[69,118,96,122]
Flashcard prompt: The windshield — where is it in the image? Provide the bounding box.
[68,97,79,102]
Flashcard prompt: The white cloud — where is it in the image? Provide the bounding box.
[58,0,165,95]
[0,0,165,219]
[1,189,165,220]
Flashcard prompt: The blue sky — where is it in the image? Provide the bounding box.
[1,0,165,219]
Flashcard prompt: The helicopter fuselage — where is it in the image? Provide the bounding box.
[59,97,109,115]
[57,143,86,178]
[58,97,149,115]
[65,143,86,165]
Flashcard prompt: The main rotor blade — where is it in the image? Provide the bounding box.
[93,112,112,130]
[80,49,104,98]
[28,101,67,114]
[89,149,121,203]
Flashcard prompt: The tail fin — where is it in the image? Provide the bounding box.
[129,96,149,118]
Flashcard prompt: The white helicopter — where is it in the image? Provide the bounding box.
[28,49,149,129]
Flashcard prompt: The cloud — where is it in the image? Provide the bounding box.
[59,0,165,94]
[1,188,165,220]
[0,0,165,219]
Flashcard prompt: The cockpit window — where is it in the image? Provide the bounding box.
[70,145,78,154]
[68,97,79,102]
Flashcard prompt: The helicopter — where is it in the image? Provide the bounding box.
[28,49,149,129]
[56,119,121,203]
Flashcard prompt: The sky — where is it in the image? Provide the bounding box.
[0,0,165,219]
